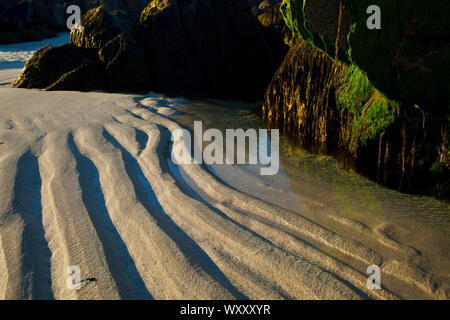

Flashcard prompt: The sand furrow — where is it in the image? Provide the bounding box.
[381,260,448,299]
[39,131,121,299]
[104,123,293,299]
[0,230,9,299]
[67,133,152,299]
[75,125,238,299]
[182,162,382,267]
[101,127,245,298]
[217,202,398,300]
[0,146,54,299]
[1,85,447,300]
[11,150,53,299]
[127,111,379,251]
[163,122,446,299]
[126,107,384,269]
[0,151,28,299]
[164,156,395,299]
[170,158,399,299]
[124,107,449,299]
[107,118,366,300]
[169,159,394,299]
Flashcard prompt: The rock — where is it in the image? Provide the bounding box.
[99,33,151,92]
[12,5,152,92]
[70,5,152,91]
[13,0,285,99]
[0,0,149,44]
[256,3,293,65]
[258,0,449,198]
[0,0,66,44]
[46,62,103,91]
[140,0,277,99]
[139,0,205,96]
[102,0,150,17]
[280,0,450,110]
[71,5,140,50]
[262,37,449,199]
[11,43,99,90]
[247,0,281,16]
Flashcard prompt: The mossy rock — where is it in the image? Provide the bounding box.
[262,37,449,198]
[280,0,450,111]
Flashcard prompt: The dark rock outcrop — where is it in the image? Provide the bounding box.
[0,0,67,44]
[0,0,149,44]
[139,0,278,98]
[256,3,294,64]
[13,5,150,92]
[247,0,281,16]
[261,1,450,198]
[281,0,450,111]
[13,0,282,100]
[101,0,150,17]
[71,5,141,50]
[11,43,101,90]
[99,33,151,92]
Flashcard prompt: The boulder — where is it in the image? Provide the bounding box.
[99,33,152,92]
[258,0,449,197]
[247,0,281,16]
[140,0,277,99]
[262,37,449,199]
[256,3,293,66]
[45,62,103,91]
[139,0,206,96]
[71,5,140,50]
[13,0,282,100]
[280,0,450,110]
[0,0,149,44]
[101,0,150,17]
[11,43,100,90]
[12,5,152,92]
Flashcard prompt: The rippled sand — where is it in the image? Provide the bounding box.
[0,86,448,300]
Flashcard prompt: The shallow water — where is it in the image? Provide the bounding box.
[173,99,450,299]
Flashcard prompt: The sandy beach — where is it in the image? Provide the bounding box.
[0,35,449,300]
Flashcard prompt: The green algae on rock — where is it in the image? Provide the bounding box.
[262,37,449,198]
[279,0,450,109]
[261,0,449,198]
